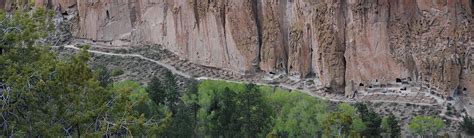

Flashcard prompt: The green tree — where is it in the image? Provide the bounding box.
[112,80,162,117]
[164,102,194,137]
[147,77,166,106]
[382,113,401,137]
[350,117,367,137]
[95,65,112,87]
[163,70,179,114]
[0,8,52,49]
[205,88,240,137]
[164,80,200,137]
[460,116,474,135]
[238,83,272,137]
[355,102,382,136]
[271,92,327,137]
[0,9,171,135]
[408,116,445,136]
[0,46,171,136]
[181,80,200,135]
[146,71,179,114]
[323,103,365,137]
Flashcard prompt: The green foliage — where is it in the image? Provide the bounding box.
[146,72,195,137]
[381,113,401,137]
[163,80,200,137]
[351,117,367,136]
[146,71,179,114]
[195,80,395,137]
[182,80,200,125]
[111,68,124,76]
[197,82,272,137]
[408,116,445,136]
[0,9,170,136]
[239,84,273,136]
[0,8,52,48]
[270,89,328,137]
[164,101,195,137]
[0,45,171,136]
[323,103,363,136]
[147,77,166,105]
[163,71,179,114]
[203,87,241,136]
[355,102,382,136]
[112,80,162,117]
[460,116,474,135]
[95,65,112,87]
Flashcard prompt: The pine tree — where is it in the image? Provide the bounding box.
[181,80,200,134]
[206,88,240,137]
[147,77,166,106]
[354,102,382,137]
[96,65,112,87]
[163,70,179,114]
[382,113,401,137]
[164,80,200,137]
[460,116,474,135]
[0,9,171,136]
[239,83,272,137]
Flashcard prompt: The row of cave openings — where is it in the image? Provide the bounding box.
[356,77,469,101]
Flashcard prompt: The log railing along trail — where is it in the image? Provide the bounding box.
[59,44,443,106]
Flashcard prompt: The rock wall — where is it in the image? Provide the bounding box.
[23,0,474,97]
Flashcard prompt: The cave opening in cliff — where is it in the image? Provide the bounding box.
[359,83,364,87]
[396,78,402,83]
[471,0,474,14]
[464,88,467,91]
[106,10,110,19]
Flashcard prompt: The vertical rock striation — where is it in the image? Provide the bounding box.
[19,0,474,98]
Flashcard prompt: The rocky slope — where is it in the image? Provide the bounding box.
[5,0,473,99]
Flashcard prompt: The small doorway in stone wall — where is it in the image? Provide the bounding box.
[106,10,110,19]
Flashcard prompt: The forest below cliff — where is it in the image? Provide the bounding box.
[1,7,474,138]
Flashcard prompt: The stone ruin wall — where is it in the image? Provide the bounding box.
[4,0,473,99]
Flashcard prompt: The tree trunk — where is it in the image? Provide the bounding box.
[76,124,81,137]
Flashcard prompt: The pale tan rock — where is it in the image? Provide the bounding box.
[259,0,287,73]
[35,0,473,98]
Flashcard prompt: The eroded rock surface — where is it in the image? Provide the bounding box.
[26,0,474,99]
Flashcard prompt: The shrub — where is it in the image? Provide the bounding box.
[112,68,125,76]
[460,116,474,135]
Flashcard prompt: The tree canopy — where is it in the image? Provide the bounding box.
[0,9,170,136]
[408,116,445,136]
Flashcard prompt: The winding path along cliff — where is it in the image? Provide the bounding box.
[25,0,474,99]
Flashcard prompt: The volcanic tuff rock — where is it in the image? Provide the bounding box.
[6,0,474,98]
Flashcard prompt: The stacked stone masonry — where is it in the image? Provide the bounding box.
[4,0,473,99]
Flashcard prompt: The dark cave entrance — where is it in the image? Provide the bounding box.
[395,78,402,83]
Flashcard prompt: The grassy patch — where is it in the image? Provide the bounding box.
[112,68,125,76]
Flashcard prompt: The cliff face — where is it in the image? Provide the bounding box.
[26,0,474,97]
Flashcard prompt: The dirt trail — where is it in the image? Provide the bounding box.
[63,45,192,78]
[60,44,442,106]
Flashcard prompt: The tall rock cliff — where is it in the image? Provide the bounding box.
[22,0,474,97]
